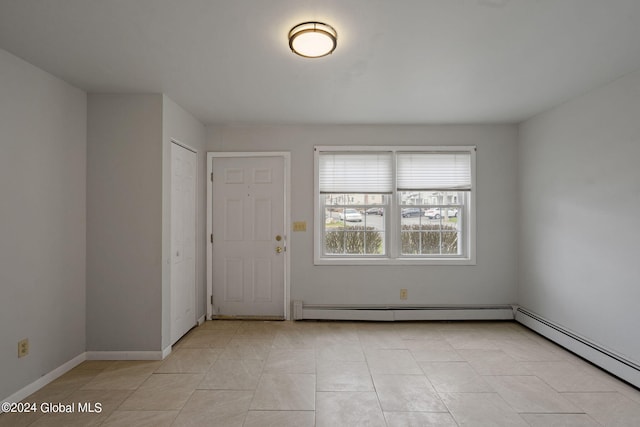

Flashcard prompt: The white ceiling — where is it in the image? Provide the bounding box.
[1,0,640,125]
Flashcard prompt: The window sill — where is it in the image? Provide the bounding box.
[313,257,476,266]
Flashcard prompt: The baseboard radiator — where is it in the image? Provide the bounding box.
[292,301,515,322]
[515,307,640,389]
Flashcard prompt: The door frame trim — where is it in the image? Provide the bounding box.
[171,138,197,154]
[206,152,291,320]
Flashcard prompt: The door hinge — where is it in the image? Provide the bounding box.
[210,295,214,305]
[210,233,213,243]
[210,172,213,182]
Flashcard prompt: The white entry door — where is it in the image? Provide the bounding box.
[170,142,197,344]
[212,156,285,318]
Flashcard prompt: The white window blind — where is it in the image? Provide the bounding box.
[396,152,472,191]
[319,152,393,193]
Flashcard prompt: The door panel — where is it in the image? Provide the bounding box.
[252,258,272,302]
[224,198,244,241]
[253,199,272,241]
[224,258,244,301]
[212,156,285,317]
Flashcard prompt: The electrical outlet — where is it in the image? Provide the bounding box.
[18,338,29,358]
[400,289,408,300]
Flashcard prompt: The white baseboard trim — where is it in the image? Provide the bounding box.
[515,307,640,389]
[298,304,515,322]
[303,308,395,321]
[85,350,167,361]
[162,345,172,359]
[1,352,87,411]
[197,315,206,326]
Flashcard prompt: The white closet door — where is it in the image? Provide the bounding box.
[171,142,197,344]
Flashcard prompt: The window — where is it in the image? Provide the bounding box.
[314,146,476,265]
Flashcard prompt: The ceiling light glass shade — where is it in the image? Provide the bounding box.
[288,22,337,58]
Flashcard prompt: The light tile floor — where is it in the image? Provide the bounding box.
[2,320,640,426]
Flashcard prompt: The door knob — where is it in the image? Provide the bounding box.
[275,246,283,253]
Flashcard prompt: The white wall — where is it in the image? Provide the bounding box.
[207,125,518,307]
[87,94,205,353]
[162,95,207,349]
[0,50,86,399]
[518,69,640,364]
[87,94,164,352]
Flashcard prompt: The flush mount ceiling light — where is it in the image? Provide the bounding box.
[288,21,337,58]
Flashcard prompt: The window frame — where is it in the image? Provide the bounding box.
[314,145,476,266]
